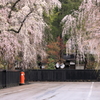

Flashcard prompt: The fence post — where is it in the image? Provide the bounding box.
[2,70,6,88]
[97,70,100,81]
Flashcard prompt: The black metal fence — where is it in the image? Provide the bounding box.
[25,69,100,82]
[0,70,20,88]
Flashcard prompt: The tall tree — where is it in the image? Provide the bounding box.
[46,36,65,69]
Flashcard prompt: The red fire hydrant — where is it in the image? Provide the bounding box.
[20,71,25,85]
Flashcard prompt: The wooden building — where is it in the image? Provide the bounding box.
[63,54,76,69]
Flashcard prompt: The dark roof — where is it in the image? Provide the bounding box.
[63,54,75,60]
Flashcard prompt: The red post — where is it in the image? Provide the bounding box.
[20,71,25,85]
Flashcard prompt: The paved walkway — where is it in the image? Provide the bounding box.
[0,82,100,100]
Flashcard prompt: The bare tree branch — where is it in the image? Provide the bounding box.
[8,0,21,18]
[8,0,34,33]
[8,10,33,33]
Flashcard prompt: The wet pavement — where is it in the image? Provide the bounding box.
[0,82,100,100]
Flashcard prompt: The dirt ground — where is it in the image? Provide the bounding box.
[0,82,100,100]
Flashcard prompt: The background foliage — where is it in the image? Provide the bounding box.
[43,0,83,69]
